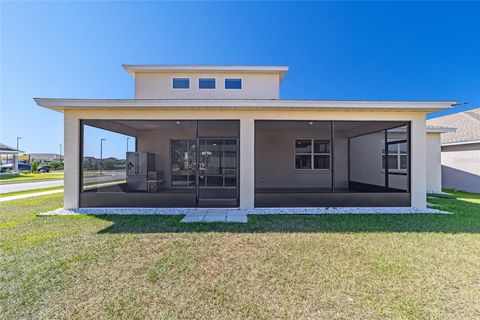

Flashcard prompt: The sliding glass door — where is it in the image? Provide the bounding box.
[197,138,239,207]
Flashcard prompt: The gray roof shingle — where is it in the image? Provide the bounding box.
[427,108,480,144]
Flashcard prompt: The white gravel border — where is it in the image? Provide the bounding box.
[38,206,449,216]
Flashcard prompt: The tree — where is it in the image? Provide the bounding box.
[31,161,38,173]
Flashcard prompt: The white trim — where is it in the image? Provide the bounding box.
[426,126,456,133]
[441,139,480,146]
[34,98,457,112]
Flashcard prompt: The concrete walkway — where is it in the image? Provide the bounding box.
[181,210,248,223]
[0,189,64,202]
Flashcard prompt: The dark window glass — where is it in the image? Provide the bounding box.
[171,139,196,186]
[400,155,408,169]
[314,155,330,169]
[172,78,190,89]
[388,155,398,169]
[314,140,330,153]
[225,78,242,89]
[295,140,312,153]
[199,78,216,89]
[225,176,236,187]
[206,175,223,187]
[295,155,311,169]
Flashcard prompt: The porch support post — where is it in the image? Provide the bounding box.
[239,117,255,209]
[64,112,80,209]
[410,115,427,208]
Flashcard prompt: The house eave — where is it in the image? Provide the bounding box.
[426,126,456,134]
[122,65,290,82]
[34,98,457,113]
[441,139,480,146]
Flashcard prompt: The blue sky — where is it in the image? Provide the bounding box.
[1,1,479,157]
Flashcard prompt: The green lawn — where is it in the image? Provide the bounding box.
[1,192,479,319]
[0,173,64,184]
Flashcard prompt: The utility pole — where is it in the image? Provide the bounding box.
[16,137,22,151]
[59,143,63,162]
[127,137,130,153]
[100,138,106,174]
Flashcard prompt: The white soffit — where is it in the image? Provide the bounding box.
[34,98,457,113]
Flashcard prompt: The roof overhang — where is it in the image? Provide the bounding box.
[34,98,457,113]
[122,65,289,82]
[442,139,480,146]
[426,126,456,134]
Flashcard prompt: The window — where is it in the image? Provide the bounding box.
[172,78,190,89]
[295,139,330,169]
[199,78,216,89]
[225,78,242,89]
[381,140,407,171]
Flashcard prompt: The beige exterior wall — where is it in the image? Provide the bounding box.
[255,124,334,188]
[426,132,442,193]
[64,109,427,209]
[134,72,280,100]
[441,143,480,193]
[64,113,81,209]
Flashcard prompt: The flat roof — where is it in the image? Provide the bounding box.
[123,65,289,81]
[34,98,457,113]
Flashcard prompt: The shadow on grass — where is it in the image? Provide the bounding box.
[94,195,480,234]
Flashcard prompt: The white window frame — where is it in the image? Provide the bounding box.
[198,77,217,90]
[224,78,243,90]
[172,77,190,90]
[294,138,331,170]
[381,139,407,173]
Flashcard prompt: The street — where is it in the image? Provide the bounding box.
[0,171,126,194]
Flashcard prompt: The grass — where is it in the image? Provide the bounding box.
[0,186,64,198]
[0,173,64,184]
[0,191,479,319]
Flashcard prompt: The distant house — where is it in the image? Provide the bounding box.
[0,143,23,172]
[425,126,456,194]
[427,108,480,193]
[29,153,63,162]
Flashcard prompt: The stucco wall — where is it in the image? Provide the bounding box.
[426,133,442,193]
[64,109,427,209]
[350,131,408,190]
[441,143,480,193]
[255,124,334,188]
[134,72,280,99]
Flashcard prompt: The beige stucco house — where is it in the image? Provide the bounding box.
[427,108,480,193]
[35,65,456,210]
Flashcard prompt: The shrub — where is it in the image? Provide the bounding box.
[31,161,38,172]
[49,161,64,170]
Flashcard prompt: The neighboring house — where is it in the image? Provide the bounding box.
[35,65,456,210]
[29,153,63,162]
[0,143,23,172]
[425,126,456,193]
[427,108,480,193]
